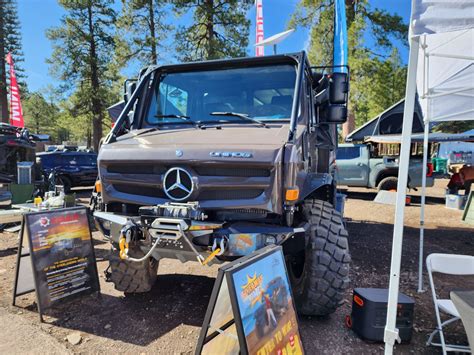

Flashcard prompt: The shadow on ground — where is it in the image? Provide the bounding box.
[345,188,446,205]
[40,274,215,346]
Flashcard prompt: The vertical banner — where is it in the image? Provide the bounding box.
[255,0,264,57]
[333,0,348,73]
[5,52,25,128]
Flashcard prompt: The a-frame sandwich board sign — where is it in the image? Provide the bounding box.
[196,245,304,355]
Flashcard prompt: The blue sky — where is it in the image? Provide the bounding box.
[17,0,411,93]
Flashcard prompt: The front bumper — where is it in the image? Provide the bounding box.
[94,205,305,264]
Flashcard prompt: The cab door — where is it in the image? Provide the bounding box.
[336,145,369,186]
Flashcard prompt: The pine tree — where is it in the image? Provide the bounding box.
[22,91,59,138]
[0,0,24,123]
[115,0,171,67]
[47,0,117,151]
[172,0,251,61]
[289,0,408,137]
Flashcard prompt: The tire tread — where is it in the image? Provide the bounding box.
[294,200,351,316]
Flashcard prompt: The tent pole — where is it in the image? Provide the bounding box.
[384,36,420,355]
[418,121,429,292]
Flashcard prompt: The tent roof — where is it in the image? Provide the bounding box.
[412,1,474,123]
[364,131,474,144]
[345,99,424,142]
[412,1,474,36]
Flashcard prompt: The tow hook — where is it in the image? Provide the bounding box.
[200,237,227,266]
[119,234,129,260]
[119,222,134,260]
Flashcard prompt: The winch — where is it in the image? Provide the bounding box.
[139,202,207,222]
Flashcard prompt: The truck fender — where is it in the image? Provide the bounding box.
[371,167,398,188]
[300,173,335,205]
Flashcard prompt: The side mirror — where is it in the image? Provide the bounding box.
[329,72,349,104]
[123,79,137,103]
[326,105,347,124]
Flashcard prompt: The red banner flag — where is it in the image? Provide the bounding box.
[255,0,264,56]
[5,53,24,128]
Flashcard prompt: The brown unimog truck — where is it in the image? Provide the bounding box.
[93,52,351,316]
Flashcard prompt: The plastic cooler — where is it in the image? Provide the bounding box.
[446,194,467,210]
[432,157,448,174]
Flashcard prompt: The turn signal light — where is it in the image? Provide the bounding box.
[285,188,299,201]
[354,295,364,307]
[95,180,102,193]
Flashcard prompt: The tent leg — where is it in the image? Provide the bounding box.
[418,121,429,293]
[384,36,420,355]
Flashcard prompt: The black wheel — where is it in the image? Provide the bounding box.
[377,176,398,191]
[108,247,158,293]
[55,175,72,193]
[287,199,350,316]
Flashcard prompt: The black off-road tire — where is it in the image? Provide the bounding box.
[288,199,350,316]
[108,248,158,293]
[378,176,398,191]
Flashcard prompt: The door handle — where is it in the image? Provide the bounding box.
[357,163,364,167]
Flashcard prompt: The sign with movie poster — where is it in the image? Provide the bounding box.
[23,207,99,314]
[196,245,304,355]
[231,247,303,355]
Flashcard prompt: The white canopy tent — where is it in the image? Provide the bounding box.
[384,1,474,354]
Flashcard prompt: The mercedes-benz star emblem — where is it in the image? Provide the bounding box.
[163,167,194,201]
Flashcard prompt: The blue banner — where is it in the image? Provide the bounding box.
[333,0,348,73]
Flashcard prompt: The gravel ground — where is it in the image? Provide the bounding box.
[0,179,472,354]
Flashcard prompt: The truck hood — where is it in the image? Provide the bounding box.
[115,124,289,147]
[99,124,290,164]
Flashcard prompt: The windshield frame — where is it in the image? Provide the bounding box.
[141,59,301,128]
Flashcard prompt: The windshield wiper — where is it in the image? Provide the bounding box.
[154,114,191,120]
[210,111,267,127]
[134,116,195,137]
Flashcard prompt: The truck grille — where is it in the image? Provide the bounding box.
[107,164,166,175]
[199,189,264,200]
[107,164,271,177]
[194,167,270,177]
[114,184,166,198]
[103,163,273,203]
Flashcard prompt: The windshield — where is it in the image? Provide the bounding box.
[145,64,297,125]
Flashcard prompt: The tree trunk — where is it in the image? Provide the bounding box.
[148,0,157,64]
[87,4,103,152]
[342,111,355,140]
[0,4,9,123]
[205,0,215,59]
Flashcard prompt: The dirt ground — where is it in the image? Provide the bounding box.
[0,179,473,354]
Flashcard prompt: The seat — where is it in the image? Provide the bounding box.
[204,102,233,114]
[451,291,474,352]
[271,95,293,108]
[437,299,460,317]
[426,253,474,354]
